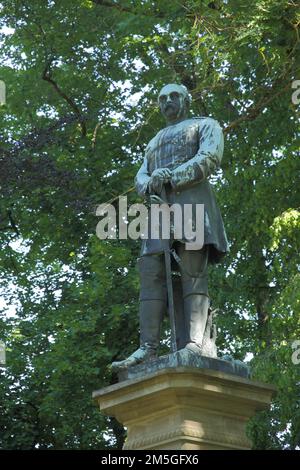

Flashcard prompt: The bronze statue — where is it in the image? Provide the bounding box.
[112,84,229,370]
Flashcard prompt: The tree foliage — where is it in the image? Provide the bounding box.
[0,0,299,449]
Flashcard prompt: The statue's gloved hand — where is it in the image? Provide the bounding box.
[149,168,171,194]
[171,163,204,189]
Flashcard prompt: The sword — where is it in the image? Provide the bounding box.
[150,185,177,353]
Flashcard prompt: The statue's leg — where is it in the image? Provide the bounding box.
[111,254,167,370]
[176,244,209,354]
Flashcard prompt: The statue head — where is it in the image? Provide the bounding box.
[158,83,191,125]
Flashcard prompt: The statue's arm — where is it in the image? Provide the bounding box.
[135,156,151,197]
[170,118,224,189]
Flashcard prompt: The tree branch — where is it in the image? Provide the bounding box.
[7,209,19,236]
[224,81,293,134]
[42,60,87,136]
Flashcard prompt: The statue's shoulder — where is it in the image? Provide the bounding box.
[146,132,161,152]
[146,126,167,152]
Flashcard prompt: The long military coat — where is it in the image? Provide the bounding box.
[135,117,229,264]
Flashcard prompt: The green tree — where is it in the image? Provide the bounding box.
[0,0,299,449]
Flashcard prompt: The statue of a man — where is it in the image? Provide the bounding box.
[112,83,229,370]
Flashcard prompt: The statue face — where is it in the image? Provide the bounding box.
[158,84,187,123]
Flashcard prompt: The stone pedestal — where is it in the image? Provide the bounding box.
[93,356,275,450]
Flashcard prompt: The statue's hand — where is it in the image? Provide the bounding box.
[149,168,171,193]
[151,168,172,180]
[170,163,204,189]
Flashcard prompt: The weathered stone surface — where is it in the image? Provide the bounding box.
[93,366,275,450]
[117,349,251,382]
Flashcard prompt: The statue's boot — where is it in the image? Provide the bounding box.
[183,294,209,355]
[111,299,165,370]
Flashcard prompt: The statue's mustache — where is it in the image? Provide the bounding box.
[165,103,176,109]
